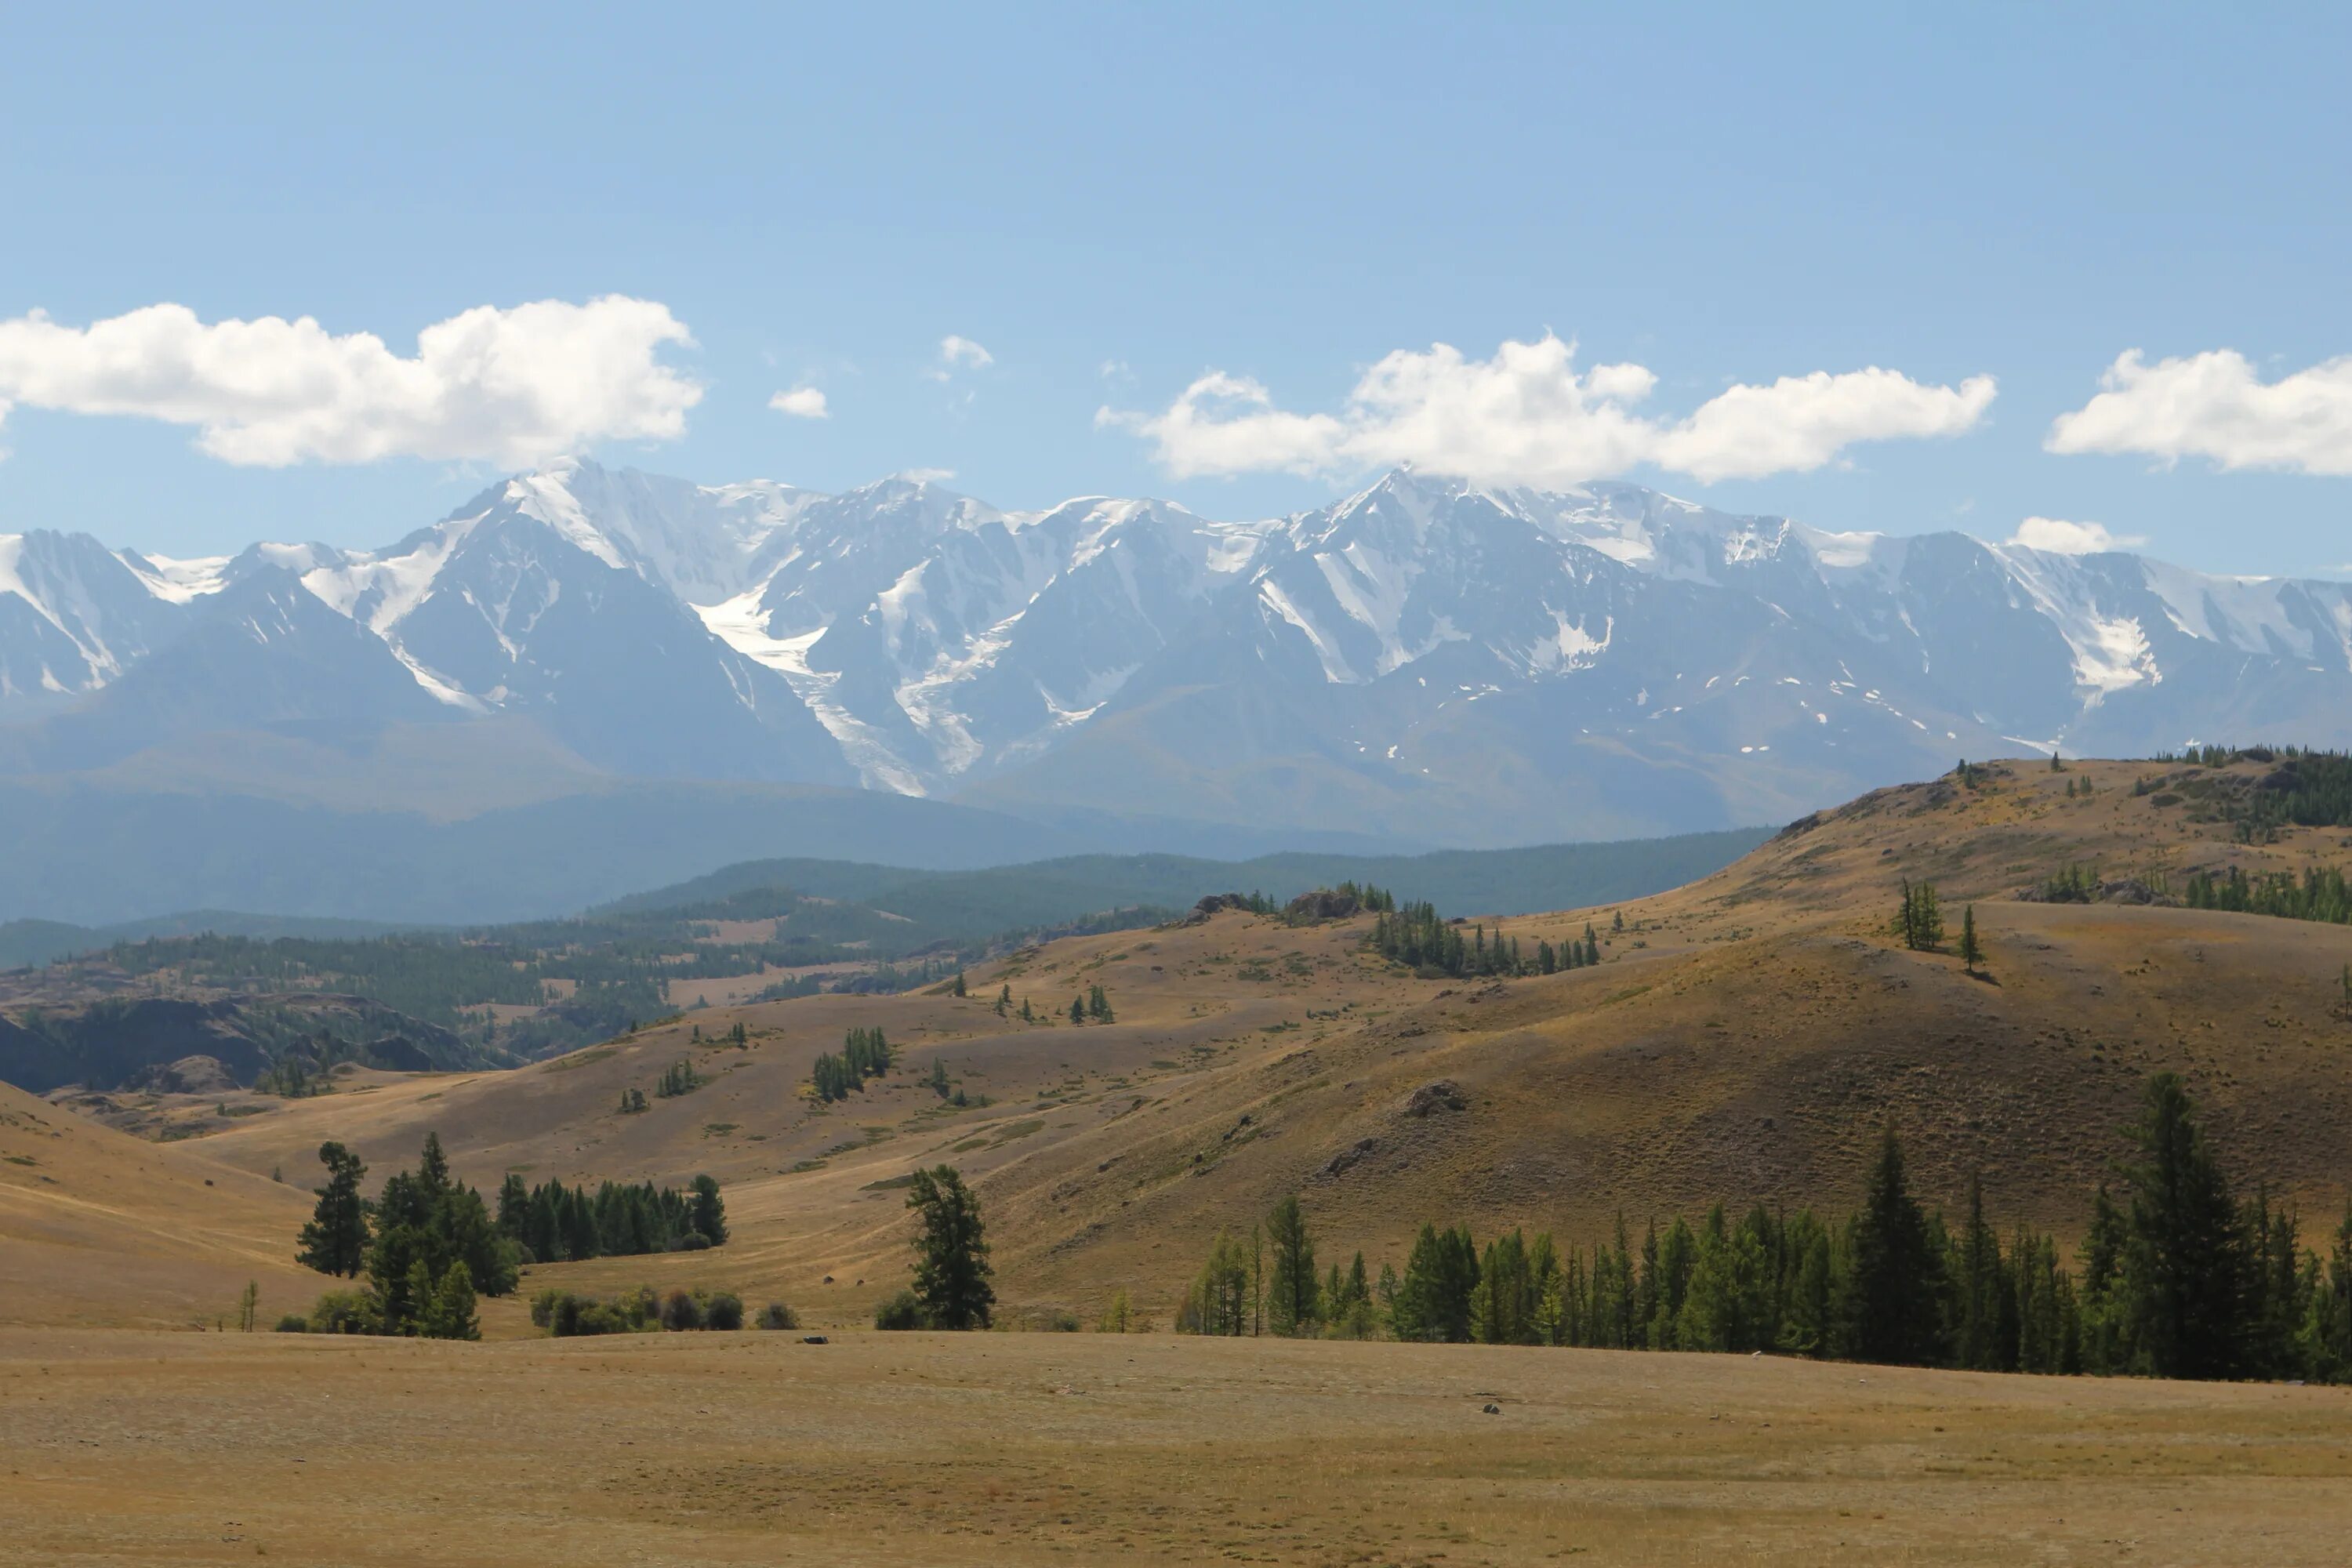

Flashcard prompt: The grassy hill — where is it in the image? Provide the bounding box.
[0,1078,312,1328]
[2,828,1765,1091]
[39,752,2324,1340]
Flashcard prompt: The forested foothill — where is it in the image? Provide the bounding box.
[1177,1076,2352,1385]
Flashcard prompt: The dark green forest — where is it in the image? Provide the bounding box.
[1181,1076,2352,1385]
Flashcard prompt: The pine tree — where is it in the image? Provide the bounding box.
[953,968,967,997]
[689,1174,728,1246]
[1959,904,1984,976]
[2120,1073,2249,1379]
[422,1261,479,1341]
[905,1166,995,1330]
[296,1142,371,1277]
[1069,997,1085,1025]
[1840,1125,1944,1365]
[1265,1195,1320,1336]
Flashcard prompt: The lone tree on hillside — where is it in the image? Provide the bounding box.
[1958,904,1984,976]
[905,1165,995,1330]
[296,1142,370,1276]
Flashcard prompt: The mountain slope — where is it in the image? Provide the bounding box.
[147,753,2352,1327]
[7,460,2352,858]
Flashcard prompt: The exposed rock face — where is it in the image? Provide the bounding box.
[129,1054,238,1095]
[1183,894,1257,924]
[1403,1080,1468,1117]
[1283,887,1363,924]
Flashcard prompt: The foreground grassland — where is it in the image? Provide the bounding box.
[4,1327,2348,1567]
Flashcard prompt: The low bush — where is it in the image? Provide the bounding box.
[274,1314,310,1333]
[757,1301,800,1330]
[874,1288,927,1330]
[702,1291,745,1331]
[309,1290,378,1335]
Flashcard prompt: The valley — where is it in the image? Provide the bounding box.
[9,751,2352,1560]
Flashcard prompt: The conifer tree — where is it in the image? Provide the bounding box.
[689,1174,728,1246]
[905,1165,994,1330]
[953,968,967,997]
[1840,1125,1944,1365]
[1265,1195,1320,1336]
[2120,1073,2249,1379]
[296,1142,371,1277]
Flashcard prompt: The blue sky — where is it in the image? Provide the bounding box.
[2,3,2348,574]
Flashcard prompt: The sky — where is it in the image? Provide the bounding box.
[2,3,2349,575]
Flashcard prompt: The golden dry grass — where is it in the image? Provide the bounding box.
[34,755,2352,1335]
[5,1327,2350,1566]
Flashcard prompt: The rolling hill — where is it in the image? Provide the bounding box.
[39,750,2335,1337]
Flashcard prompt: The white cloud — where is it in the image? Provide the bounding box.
[0,296,700,466]
[2006,516,2147,554]
[1098,334,1994,486]
[768,386,829,419]
[930,335,993,381]
[2048,348,2352,475]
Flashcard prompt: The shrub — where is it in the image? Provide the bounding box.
[274,1314,310,1333]
[702,1290,745,1331]
[529,1287,564,1328]
[309,1290,378,1335]
[661,1288,703,1331]
[874,1288,927,1330]
[670,1232,713,1252]
[757,1301,800,1330]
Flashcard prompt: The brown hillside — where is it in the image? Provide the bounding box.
[0,1080,312,1328]
[51,754,2352,1331]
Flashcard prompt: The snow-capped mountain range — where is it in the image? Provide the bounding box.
[5,458,2350,845]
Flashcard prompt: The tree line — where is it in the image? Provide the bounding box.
[1178,1075,2352,1383]
[1370,899,1601,979]
[290,1133,725,1338]
[492,1171,726,1264]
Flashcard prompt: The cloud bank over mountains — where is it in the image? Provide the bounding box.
[1099,334,1999,487]
[0,297,700,466]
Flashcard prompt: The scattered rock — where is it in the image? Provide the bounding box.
[1482,1403,1501,1414]
[1320,1136,1380,1178]
[1183,894,1258,924]
[1404,1080,1467,1117]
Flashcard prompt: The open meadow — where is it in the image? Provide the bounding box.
[6,1326,2352,1566]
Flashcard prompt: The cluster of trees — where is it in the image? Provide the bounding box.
[1896,879,1946,950]
[811,1026,893,1102]
[654,1058,702,1098]
[873,1165,995,1330]
[2184,865,2352,927]
[492,1171,727,1262]
[1176,1076,2352,1384]
[530,1285,757,1336]
[1369,902,1600,979]
[1069,985,1115,1024]
[2035,863,2103,904]
[292,1134,515,1338]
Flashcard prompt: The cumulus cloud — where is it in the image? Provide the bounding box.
[768,386,829,419]
[2006,516,2147,554]
[1098,334,1994,486]
[0,296,700,466]
[2046,348,2352,475]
